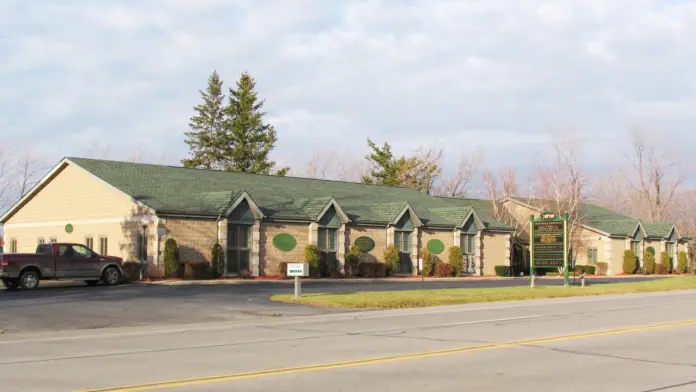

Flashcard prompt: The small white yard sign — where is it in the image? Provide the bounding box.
[287,263,309,277]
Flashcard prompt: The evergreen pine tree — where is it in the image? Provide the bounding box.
[224,72,288,176]
[182,71,226,170]
[361,138,403,186]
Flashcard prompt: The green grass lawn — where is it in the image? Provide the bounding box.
[272,276,696,309]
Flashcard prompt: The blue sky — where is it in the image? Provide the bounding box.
[1,0,695,179]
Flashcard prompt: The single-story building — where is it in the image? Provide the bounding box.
[503,197,691,276]
[0,158,689,277]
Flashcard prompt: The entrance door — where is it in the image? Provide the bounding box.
[394,231,412,274]
[227,224,251,275]
[318,228,338,277]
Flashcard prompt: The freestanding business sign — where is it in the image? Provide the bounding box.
[530,212,569,287]
[287,263,309,298]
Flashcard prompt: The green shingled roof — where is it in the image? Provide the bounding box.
[511,197,681,238]
[68,158,514,230]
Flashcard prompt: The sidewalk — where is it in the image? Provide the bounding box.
[141,275,669,286]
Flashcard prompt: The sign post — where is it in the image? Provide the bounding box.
[287,263,309,298]
[530,212,569,288]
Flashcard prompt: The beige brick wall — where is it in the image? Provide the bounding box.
[260,222,309,276]
[162,219,217,263]
[347,225,387,263]
[420,229,452,263]
[481,232,509,275]
[644,240,661,256]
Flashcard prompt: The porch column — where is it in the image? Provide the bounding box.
[411,227,419,275]
[453,229,461,247]
[505,233,512,266]
[604,238,613,276]
[475,230,483,276]
[309,222,319,245]
[337,224,347,272]
[386,227,395,246]
[251,221,261,276]
[218,220,228,272]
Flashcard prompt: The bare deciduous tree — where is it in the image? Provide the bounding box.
[304,151,365,182]
[482,166,533,238]
[15,150,45,198]
[533,132,592,258]
[624,129,683,222]
[0,147,12,212]
[398,146,443,194]
[435,148,483,197]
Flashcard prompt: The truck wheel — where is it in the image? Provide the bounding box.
[2,279,19,290]
[85,280,99,287]
[18,271,40,290]
[102,267,121,286]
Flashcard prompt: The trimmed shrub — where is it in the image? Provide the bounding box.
[163,238,180,278]
[622,250,637,274]
[419,248,435,276]
[583,266,596,275]
[122,262,142,282]
[384,245,400,274]
[357,262,387,278]
[660,252,671,274]
[546,272,560,277]
[345,244,361,277]
[211,243,225,278]
[448,246,464,276]
[655,263,667,275]
[183,261,212,280]
[278,262,289,279]
[494,265,508,277]
[643,252,656,275]
[304,244,321,277]
[596,262,608,276]
[575,265,585,274]
[677,251,688,274]
[434,263,455,277]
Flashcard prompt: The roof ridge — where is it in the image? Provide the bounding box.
[67,156,427,192]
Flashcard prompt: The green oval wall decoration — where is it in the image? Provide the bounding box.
[273,233,297,252]
[355,236,375,253]
[646,246,656,256]
[65,224,74,234]
[427,239,445,255]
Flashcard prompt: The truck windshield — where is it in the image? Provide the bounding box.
[36,244,53,255]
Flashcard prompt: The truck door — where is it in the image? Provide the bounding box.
[70,245,96,277]
[55,244,73,278]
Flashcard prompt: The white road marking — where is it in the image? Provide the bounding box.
[0,290,694,346]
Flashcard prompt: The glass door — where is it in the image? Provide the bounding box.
[227,224,250,275]
[318,228,338,277]
[394,231,412,274]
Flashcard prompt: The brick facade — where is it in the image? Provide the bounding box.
[481,232,509,275]
[162,218,217,263]
[260,222,309,276]
[347,225,387,263]
[420,229,453,263]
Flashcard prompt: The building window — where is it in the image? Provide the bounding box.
[394,231,412,253]
[227,224,251,274]
[99,237,108,255]
[49,237,57,243]
[587,248,598,265]
[85,236,94,250]
[631,241,641,261]
[10,239,17,253]
[38,237,45,245]
[318,228,337,251]
[461,234,476,255]
[136,234,147,262]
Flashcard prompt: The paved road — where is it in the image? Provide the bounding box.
[0,277,659,333]
[0,290,694,391]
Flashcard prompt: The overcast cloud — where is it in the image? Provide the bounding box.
[1,0,695,177]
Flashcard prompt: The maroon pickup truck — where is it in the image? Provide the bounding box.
[1,243,123,290]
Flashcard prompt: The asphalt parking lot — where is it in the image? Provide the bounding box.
[0,277,660,334]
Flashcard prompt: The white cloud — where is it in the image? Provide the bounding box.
[1,0,695,179]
